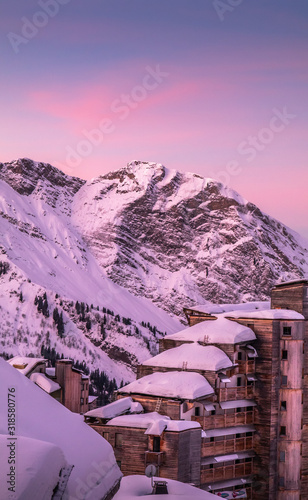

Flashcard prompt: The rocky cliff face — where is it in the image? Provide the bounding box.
[72,160,308,315]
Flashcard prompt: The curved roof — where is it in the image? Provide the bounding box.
[142,343,233,372]
[118,371,214,400]
[166,316,256,344]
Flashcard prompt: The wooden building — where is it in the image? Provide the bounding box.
[8,356,89,414]
[85,278,308,500]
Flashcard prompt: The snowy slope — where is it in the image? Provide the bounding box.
[0,358,122,500]
[1,157,308,381]
[0,159,181,383]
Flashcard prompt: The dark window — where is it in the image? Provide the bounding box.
[210,464,214,469]
[247,380,254,386]
[283,327,292,336]
[80,397,84,404]
[279,476,285,487]
[235,459,241,464]
[247,406,253,412]
[153,436,160,452]
[237,377,242,387]
[280,426,286,436]
[237,352,242,361]
[195,406,200,417]
[281,401,287,411]
[282,350,288,360]
[245,457,252,463]
[115,433,123,448]
[282,375,288,386]
[210,437,215,442]
[236,433,241,439]
[246,432,253,437]
[211,410,216,416]
[280,451,285,462]
[236,407,242,413]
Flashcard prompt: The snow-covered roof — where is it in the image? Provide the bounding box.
[45,367,56,377]
[89,395,98,403]
[85,396,143,420]
[165,316,256,344]
[202,425,255,438]
[8,356,46,376]
[113,475,217,499]
[186,301,270,315]
[273,279,308,288]
[0,358,122,499]
[118,371,214,400]
[107,412,201,435]
[225,309,304,320]
[0,435,67,500]
[30,372,61,394]
[142,344,233,372]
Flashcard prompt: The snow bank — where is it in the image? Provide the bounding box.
[8,356,45,376]
[0,434,67,500]
[118,371,214,400]
[0,358,122,500]
[142,344,233,371]
[165,316,256,344]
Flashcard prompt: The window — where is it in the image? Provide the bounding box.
[283,327,292,336]
[103,432,109,441]
[281,375,288,386]
[211,409,216,416]
[195,406,200,417]
[153,436,160,452]
[246,432,253,437]
[281,401,287,411]
[237,377,242,387]
[280,426,286,436]
[236,433,242,439]
[236,407,242,413]
[80,397,84,404]
[247,406,253,412]
[210,464,214,469]
[280,451,285,462]
[237,351,242,361]
[116,460,121,469]
[115,433,123,448]
[282,350,288,360]
[279,477,285,487]
[210,437,214,442]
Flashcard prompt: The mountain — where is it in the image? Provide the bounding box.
[0,158,307,382]
[72,160,308,314]
[0,158,181,384]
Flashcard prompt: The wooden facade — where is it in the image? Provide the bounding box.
[55,359,89,414]
[91,423,201,485]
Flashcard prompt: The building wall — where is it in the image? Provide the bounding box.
[55,360,89,413]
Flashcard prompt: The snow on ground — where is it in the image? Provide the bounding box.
[0,434,67,500]
[0,358,122,500]
[113,475,217,499]
[142,344,233,372]
[165,316,256,344]
[118,371,214,400]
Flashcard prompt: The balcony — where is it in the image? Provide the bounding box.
[236,360,255,374]
[201,461,253,484]
[202,436,254,456]
[192,410,254,430]
[218,386,254,402]
[145,451,165,466]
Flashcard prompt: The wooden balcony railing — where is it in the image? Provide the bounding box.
[218,386,254,402]
[236,360,255,374]
[192,410,254,430]
[201,461,253,484]
[202,436,254,457]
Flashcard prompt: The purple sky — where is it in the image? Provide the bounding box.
[1,1,308,238]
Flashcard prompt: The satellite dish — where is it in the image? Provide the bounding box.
[145,464,156,478]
